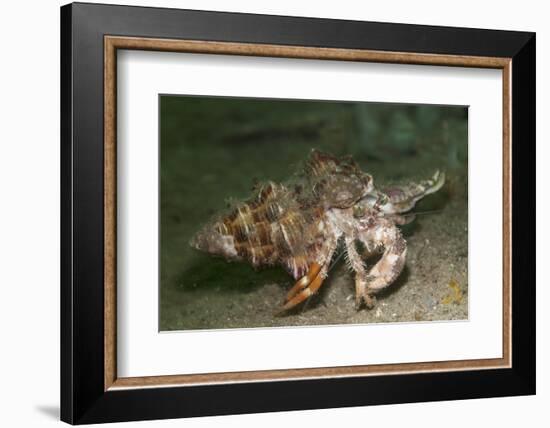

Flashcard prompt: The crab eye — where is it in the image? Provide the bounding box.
[353,205,365,218]
[361,193,378,208]
[361,174,373,191]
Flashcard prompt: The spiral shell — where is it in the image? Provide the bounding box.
[190,150,372,279]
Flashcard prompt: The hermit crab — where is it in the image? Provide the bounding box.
[190,150,445,312]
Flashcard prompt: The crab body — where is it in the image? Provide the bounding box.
[191,150,444,312]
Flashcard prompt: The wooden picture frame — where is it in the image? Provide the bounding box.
[61,2,535,424]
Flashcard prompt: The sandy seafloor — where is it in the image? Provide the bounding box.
[159,96,468,331]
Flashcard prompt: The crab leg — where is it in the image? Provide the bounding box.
[357,221,407,306]
[279,264,329,312]
[285,262,322,301]
[279,232,339,312]
[344,237,370,309]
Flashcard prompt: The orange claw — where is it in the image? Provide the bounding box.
[279,269,326,312]
[285,262,322,301]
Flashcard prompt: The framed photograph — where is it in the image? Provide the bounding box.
[60,2,535,424]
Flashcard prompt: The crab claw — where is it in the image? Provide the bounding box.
[423,170,446,196]
[379,170,445,214]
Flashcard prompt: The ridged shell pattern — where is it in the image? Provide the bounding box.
[190,150,372,279]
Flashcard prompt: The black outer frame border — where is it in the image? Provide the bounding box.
[60,2,535,425]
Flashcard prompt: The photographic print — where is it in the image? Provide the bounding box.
[159,95,468,331]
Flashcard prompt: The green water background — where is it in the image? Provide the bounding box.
[160,95,467,330]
